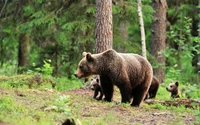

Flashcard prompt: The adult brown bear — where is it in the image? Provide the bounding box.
[74,49,153,106]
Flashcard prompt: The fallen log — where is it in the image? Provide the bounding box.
[144,99,200,108]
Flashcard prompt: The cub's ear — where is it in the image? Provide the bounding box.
[86,53,94,62]
[82,52,87,58]
[175,81,179,86]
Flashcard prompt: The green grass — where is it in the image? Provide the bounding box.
[0,74,83,125]
[0,75,199,125]
[0,89,71,125]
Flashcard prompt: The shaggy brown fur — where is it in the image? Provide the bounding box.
[145,76,160,100]
[89,75,103,100]
[166,81,180,98]
[74,49,153,106]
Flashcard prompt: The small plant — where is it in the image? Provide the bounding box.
[54,95,72,116]
[27,60,53,76]
[41,60,53,76]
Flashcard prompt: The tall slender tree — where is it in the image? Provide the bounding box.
[150,0,167,83]
[137,0,147,59]
[198,0,200,74]
[95,0,113,53]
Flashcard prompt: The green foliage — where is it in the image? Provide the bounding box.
[181,84,200,99]
[27,60,53,76]
[0,96,15,112]
[197,112,200,122]
[41,60,53,76]
[149,103,165,110]
[0,74,83,91]
[52,95,72,116]
[0,96,27,117]
[166,16,200,84]
[55,77,83,91]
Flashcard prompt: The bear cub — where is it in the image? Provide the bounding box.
[166,81,180,98]
[89,75,103,100]
[145,76,160,100]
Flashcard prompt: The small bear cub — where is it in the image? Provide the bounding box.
[90,75,103,100]
[166,81,180,98]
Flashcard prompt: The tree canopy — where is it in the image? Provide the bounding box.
[0,0,199,84]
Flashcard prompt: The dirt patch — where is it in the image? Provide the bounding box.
[64,87,199,125]
[0,86,198,125]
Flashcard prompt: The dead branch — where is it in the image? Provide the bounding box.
[144,99,200,108]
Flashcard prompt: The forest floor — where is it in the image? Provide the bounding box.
[63,87,199,125]
[0,86,199,125]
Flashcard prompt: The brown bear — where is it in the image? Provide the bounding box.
[74,49,153,106]
[89,75,103,100]
[145,76,160,100]
[166,81,180,98]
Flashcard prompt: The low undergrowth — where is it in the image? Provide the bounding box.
[0,75,199,125]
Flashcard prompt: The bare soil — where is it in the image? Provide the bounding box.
[0,87,199,125]
[64,87,199,125]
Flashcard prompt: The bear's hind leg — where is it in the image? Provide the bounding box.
[131,87,148,106]
[118,84,132,103]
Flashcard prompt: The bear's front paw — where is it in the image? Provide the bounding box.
[103,98,112,102]
[96,97,102,100]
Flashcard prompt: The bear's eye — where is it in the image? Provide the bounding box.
[79,65,83,69]
[170,85,173,88]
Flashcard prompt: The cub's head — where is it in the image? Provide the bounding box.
[166,81,179,92]
[90,76,100,90]
[74,52,97,79]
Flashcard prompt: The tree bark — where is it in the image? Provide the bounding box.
[119,22,129,53]
[18,33,30,73]
[95,0,113,53]
[137,0,147,59]
[198,0,200,75]
[150,0,167,83]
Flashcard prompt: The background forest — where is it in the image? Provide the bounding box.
[0,0,200,125]
[0,0,199,84]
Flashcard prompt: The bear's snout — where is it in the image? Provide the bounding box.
[74,74,78,78]
[74,73,83,79]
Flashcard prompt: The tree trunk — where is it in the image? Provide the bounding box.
[119,22,129,53]
[150,0,167,83]
[198,0,200,75]
[137,0,147,59]
[95,0,113,53]
[18,33,30,73]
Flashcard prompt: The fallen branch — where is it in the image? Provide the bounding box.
[144,99,200,108]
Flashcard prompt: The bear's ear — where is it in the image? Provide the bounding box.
[82,52,87,58]
[86,53,94,62]
[175,81,179,86]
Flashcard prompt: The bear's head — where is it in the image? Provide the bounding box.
[90,76,100,90]
[166,81,179,92]
[74,52,97,79]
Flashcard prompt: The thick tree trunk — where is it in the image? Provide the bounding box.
[150,0,167,83]
[137,0,147,59]
[95,0,113,53]
[18,33,30,73]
